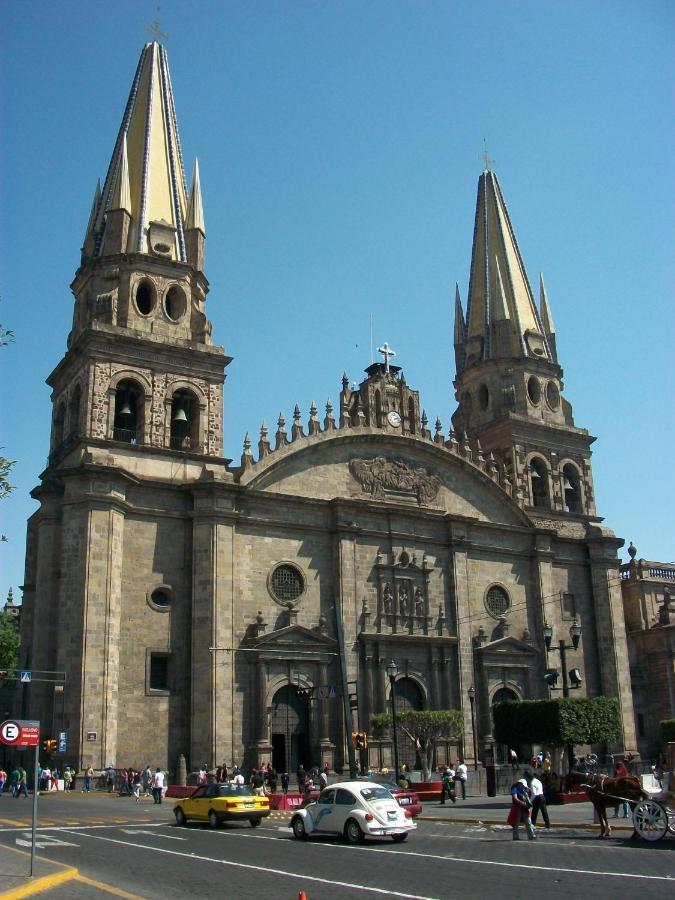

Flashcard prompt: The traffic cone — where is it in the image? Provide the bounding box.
[298,892,308,900]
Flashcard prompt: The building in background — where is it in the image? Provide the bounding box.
[621,545,675,760]
[18,41,637,774]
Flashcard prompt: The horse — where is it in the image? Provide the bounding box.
[567,771,647,837]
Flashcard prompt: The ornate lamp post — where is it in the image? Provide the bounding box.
[467,685,478,770]
[386,659,400,785]
[543,620,583,773]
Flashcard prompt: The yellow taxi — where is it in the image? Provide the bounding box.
[174,783,270,828]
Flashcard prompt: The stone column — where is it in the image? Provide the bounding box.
[256,658,268,744]
[448,522,474,755]
[531,532,555,694]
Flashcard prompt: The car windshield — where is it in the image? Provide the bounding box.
[360,786,393,802]
[216,785,253,797]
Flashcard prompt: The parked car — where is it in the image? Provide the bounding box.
[173,783,270,828]
[374,780,423,817]
[290,781,416,844]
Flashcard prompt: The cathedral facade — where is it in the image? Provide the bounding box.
[19,42,636,774]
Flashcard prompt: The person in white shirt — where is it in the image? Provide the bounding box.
[454,760,468,799]
[525,770,550,828]
[152,768,165,804]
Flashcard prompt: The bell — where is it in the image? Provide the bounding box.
[118,400,133,421]
[173,406,188,424]
[563,477,574,491]
[530,467,541,479]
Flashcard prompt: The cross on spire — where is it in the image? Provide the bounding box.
[378,341,396,373]
[146,18,169,41]
[479,139,495,172]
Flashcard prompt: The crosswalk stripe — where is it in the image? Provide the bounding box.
[0,818,26,826]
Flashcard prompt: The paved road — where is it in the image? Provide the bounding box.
[0,794,673,899]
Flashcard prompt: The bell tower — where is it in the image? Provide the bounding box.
[452,168,596,517]
[48,41,229,464]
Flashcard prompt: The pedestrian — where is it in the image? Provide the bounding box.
[525,770,550,828]
[318,768,328,790]
[16,767,29,798]
[83,765,94,792]
[509,748,518,769]
[0,767,6,797]
[63,767,73,792]
[296,764,306,792]
[132,770,142,803]
[508,777,535,840]
[281,772,289,794]
[267,766,278,793]
[198,766,207,785]
[106,764,115,792]
[440,766,455,805]
[542,752,552,774]
[143,766,152,796]
[10,767,20,797]
[152,768,165,804]
[454,759,468,800]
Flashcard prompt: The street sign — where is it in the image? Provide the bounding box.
[0,720,40,747]
[58,731,67,753]
[20,671,32,683]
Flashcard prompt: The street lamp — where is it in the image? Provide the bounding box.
[467,685,478,770]
[543,620,583,774]
[386,659,400,786]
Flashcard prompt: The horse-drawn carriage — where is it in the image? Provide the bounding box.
[632,793,675,841]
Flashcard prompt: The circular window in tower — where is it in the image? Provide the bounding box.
[164,285,187,322]
[268,563,305,606]
[478,383,490,410]
[527,376,541,406]
[545,380,560,410]
[147,585,172,611]
[485,584,511,619]
[135,279,156,316]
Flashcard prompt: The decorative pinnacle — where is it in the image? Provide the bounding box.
[310,401,318,418]
[342,372,349,389]
[479,138,495,172]
[326,398,333,414]
[277,413,285,428]
[243,432,251,451]
[421,410,428,427]
[260,421,268,437]
[293,404,301,422]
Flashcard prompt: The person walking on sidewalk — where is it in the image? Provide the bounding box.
[152,768,165,804]
[508,778,536,840]
[525,770,550,828]
[0,767,6,797]
[440,766,456,804]
[454,760,468,800]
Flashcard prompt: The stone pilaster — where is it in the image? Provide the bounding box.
[449,522,474,749]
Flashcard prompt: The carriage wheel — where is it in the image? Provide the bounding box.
[633,799,668,842]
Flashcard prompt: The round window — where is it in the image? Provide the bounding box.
[478,383,489,410]
[135,279,156,316]
[269,564,305,605]
[545,380,560,410]
[164,285,187,322]
[527,376,541,405]
[148,587,171,610]
[485,585,510,619]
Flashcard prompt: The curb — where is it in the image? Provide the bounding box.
[0,866,79,900]
[417,815,634,831]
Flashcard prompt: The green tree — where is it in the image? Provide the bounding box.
[0,613,20,670]
[371,709,463,781]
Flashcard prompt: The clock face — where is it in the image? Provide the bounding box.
[387,411,402,427]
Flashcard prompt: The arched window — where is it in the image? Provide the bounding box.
[375,391,383,428]
[491,687,520,765]
[170,389,199,451]
[113,379,143,444]
[562,464,582,513]
[53,401,66,448]
[529,457,549,508]
[68,384,81,438]
[408,397,416,435]
[393,677,424,771]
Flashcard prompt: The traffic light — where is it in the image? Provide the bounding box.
[351,731,359,748]
[544,668,559,687]
[355,732,368,750]
[42,738,57,753]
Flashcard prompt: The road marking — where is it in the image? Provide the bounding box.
[0,819,26,827]
[119,828,186,840]
[0,866,78,899]
[16,832,79,849]
[210,828,675,881]
[73,873,144,899]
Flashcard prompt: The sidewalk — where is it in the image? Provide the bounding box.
[417,794,635,831]
[0,844,78,899]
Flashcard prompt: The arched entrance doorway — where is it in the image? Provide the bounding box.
[271,685,310,774]
[491,687,519,765]
[394,678,424,771]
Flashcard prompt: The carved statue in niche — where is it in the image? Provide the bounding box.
[398,584,410,615]
[382,583,393,615]
[414,587,425,617]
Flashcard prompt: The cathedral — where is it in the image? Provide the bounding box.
[19,41,637,775]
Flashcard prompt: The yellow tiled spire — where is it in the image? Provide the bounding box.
[463,170,552,367]
[85,42,191,262]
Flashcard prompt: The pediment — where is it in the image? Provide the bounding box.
[475,635,539,657]
[248,623,337,650]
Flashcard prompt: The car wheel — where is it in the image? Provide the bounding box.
[174,807,187,827]
[208,810,220,829]
[391,833,408,843]
[292,816,308,840]
[344,819,365,845]
[249,817,261,828]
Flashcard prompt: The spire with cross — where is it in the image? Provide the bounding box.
[146,18,169,42]
[479,139,495,173]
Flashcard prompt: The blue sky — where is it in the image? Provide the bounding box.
[1,0,673,600]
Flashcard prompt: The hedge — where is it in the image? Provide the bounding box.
[493,697,621,747]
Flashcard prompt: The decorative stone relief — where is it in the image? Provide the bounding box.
[349,457,441,505]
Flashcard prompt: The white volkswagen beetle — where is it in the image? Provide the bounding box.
[290,781,417,844]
